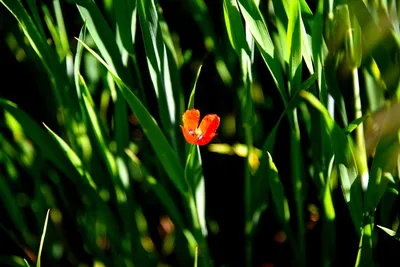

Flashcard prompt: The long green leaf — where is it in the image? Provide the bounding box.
[36,209,50,267]
[254,73,317,182]
[267,152,290,225]
[300,90,363,234]
[43,123,97,189]
[76,37,188,195]
[138,0,177,144]
[75,0,134,87]
[237,0,286,103]
[185,64,207,236]
[1,0,68,107]
[364,130,399,212]
[114,0,137,55]
[287,0,302,92]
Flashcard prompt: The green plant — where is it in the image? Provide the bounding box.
[1,0,400,266]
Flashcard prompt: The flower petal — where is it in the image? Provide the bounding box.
[197,132,217,146]
[180,126,197,144]
[199,114,220,137]
[182,109,200,131]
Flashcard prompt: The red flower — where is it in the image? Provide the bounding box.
[180,109,220,146]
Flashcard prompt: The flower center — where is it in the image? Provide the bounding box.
[188,128,203,137]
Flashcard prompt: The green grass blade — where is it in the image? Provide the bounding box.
[0,256,31,267]
[0,100,78,181]
[36,209,50,267]
[348,0,400,94]
[138,0,177,143]
[74,24,88,120]
[114,0,136,55]
[380,188,398,227]
[80,78,122,187]
[312,0,324,94]
[267,152,290,226]
[344,115,370,135]
[364,131,399,212]
[184,66,207,237]
[26,0,46,38]
[237,0,286,104]
[75,0,134,87]
[184,144,207,235]
[223,0,250,56]
[1,0,66,107]
[43,123,97,190]
[254,73,317,177]
[157,9,185,145]
[76,37,188,195]
[300,20,314,75]
[300,90,363,234]
[187,65,202,110]
[53,0,70,56]
[194,246,198,267]
[265,152,300,265]
[377,225,400,242]
[287,0,303,92]
[223,2,256,265]
[41,5,63,58]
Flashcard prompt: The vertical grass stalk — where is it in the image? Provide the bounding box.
[290,110,306,267]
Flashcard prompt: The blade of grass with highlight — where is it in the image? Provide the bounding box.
[114,0,136,55]
[0,101,121,264]
[223,2,257,265]
[349,0,400,94]
[377,225,400,242]
[187,65,202,110]
[158,10,185,154]
[79,74,147,264]
[311,0,326,98]
[41,124,124,257]
[265,152,300,266]
[80,77,119,186]
[287,0,303,93]
[223,0,250,57]
[194,246,199,267]
[185,64,208,236]
[300,90,363,235]
[138,0,178,147]
[1,0,68,108]
[36,209,50,267]
[254,73,317,181]
[286,2,306,264]
[0,100,81,183]
[183,64,212,266]
[76,37,188,195]
[344,115,369,135]
[26,0,46,38]
[74,24,88,122]
[237,0,286,104]
[364,133,399,212]
[266,152,291,232]
[53,0,71,59]
[43,123,97,190]
[75,0,134,88]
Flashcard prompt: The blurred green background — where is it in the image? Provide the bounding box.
[1,0,400,266]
